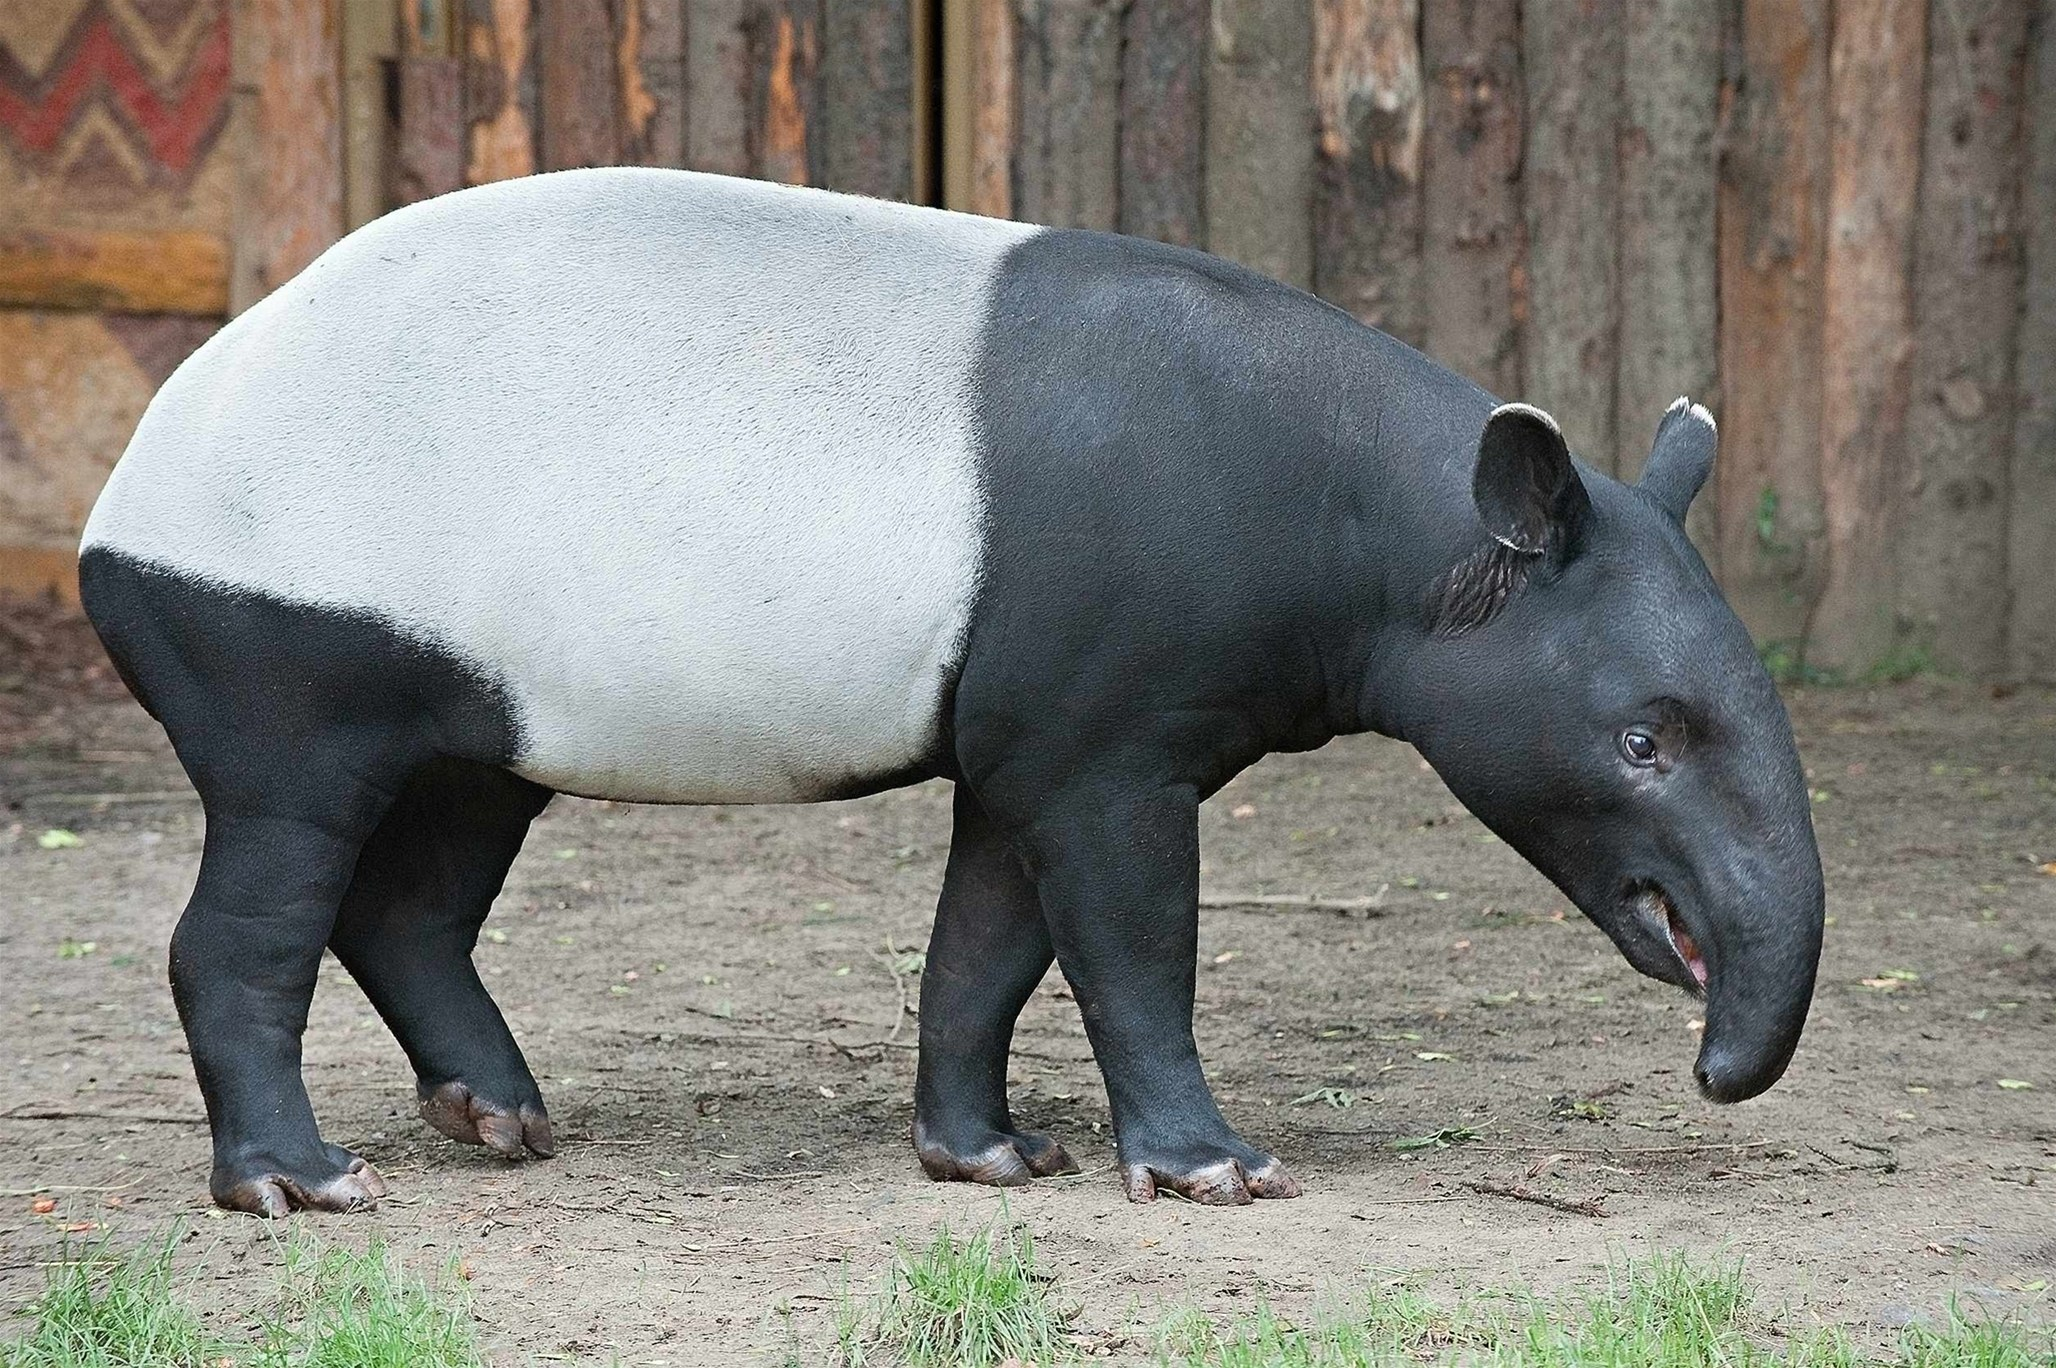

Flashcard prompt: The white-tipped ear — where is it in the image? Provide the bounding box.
[1640,397,1717,522]
[1473,402,1590,558]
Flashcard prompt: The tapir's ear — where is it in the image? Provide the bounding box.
[1472,402,1589,558]
[1639,396,1717,523]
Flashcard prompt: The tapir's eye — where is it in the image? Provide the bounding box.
[1620,729,1660,766]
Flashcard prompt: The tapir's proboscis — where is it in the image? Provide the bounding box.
[79,169,1825,1216]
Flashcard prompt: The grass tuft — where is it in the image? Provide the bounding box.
[254,1238,483,1368]
[0,1238,218,1368]
[838,1218,1070,1368]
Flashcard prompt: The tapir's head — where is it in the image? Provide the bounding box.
[1397,398,1823,1104]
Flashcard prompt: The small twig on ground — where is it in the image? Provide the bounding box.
[1460,1179,1608,1217]
[1,1107,203,1125]
[1465,1140,1777,1158]
[1199,890,1388,915]
[876,936,915,1044]
[0,1182,136,1196]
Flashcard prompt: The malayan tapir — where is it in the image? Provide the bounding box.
[79,168,1825,1217]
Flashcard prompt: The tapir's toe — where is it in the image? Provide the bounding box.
[1119,1150,1300,1205]
[213,1147,387,1217]
[914,1121,1079,1186]
[418,1079,555,1159]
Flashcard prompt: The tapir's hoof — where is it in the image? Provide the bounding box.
[419,1079,555,1159]
[1119,1150,1300,1205]
[914,1120,1078,1186]
[212,1146,387,1217]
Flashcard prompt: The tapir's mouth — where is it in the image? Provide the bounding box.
[1627,880,1708,995]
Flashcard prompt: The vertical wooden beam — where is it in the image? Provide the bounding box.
[342,0,397,229]
[1207,0,1314,287]
[1420,0,1523,398]
[966,0,1015,216]
[1313,0,1422,341]
[463,0,538,183]
[1902,0,2031,676]
[1808,0,1926,675]
[1014,0,1121,229]
[752,0,821,185]
[395,0,466,204]
[687,0,752,175]
[1521,0,1620,470]
[1617,0,1719,521]
[821,0,914,199]
[1119,0,1207,247]
[232,0,347,310]
[623,0,687,166]
[539,0,622,169]
[2012,0,2056,681]
[1715,0,1828,651]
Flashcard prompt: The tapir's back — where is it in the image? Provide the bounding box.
[82,169,1038,803]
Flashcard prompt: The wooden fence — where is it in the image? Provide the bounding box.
[2,0,2051,682]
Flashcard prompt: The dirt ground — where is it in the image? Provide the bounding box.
[1,594,2051,1365]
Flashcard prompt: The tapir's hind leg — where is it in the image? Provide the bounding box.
[912,783,1078,1185]
[329,758,555,1159]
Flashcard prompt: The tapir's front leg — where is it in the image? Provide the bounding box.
[1022,780,1300,1204]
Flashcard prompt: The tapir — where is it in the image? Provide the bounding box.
[79,168,1825,1216]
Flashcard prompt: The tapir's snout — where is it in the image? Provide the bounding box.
[1686,845,1825,1104]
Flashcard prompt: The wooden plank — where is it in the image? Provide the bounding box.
[1118,0,1207,246]
[1521,0,1621,471]
[2012,0,2056,681]
[395,0,465,203]
[0,230,230,315]
[1715,0,1829,650]
[539,0,622,169]
[1313,0,1423,343]
[623,0,687,166]
[1900,0,2031,676]
[1014,0,1121,229]
[1807,0,1925,675]
[463,0,538,184]
[821,0,914,199]
[965,0,1015,217]
[232,0,347,309]
[1420,0,1523,398]
[342,0,398,230]
[686,0,752,176]
[751,0,821,185]
[1617,0,1719,516]
[1207,0,1314,288]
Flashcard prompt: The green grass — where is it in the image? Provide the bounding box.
[1158,1256,2055,1368]
[837,1218,1071,1367]
[1,1234,485,1368]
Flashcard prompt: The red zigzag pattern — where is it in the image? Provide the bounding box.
[0,4,230,177]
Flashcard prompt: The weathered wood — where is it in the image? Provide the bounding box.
[232,0,346,309]
[0,230,230,315]
[1420,0,1524,398]
[395,0,465,204]
[1313,0,1423,343]
[1900,0,2031,676]
[341,0,397,229]
[965,0,1015,217]
[820,0,914,199]
[1118,0,1207,247]
[1617,0,1719,531]
[750,0,821,185]
[1207,0,1315,288]
[539,0,622,169]
[686,0,752,176]
[2012,0,2056,681]
[1522,0,1621,471]
[623,0,687,166]
[1715,0,1829,651]
[1014,0,1121,230]
[1807,0,1925,675]
[463,0,538,184]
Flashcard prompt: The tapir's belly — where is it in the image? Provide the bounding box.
[81,170,1038,803]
